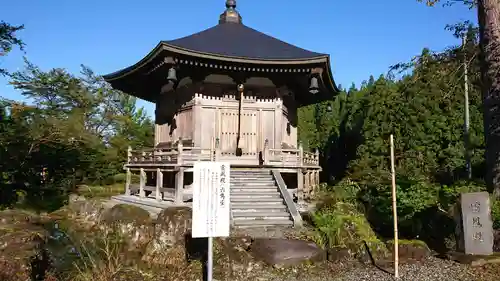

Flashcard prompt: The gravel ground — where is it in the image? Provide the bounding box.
[330,257,476,281]
[230,227,497,281]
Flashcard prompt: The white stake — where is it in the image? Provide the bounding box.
[390,134,399,279]
[207,236,213,281]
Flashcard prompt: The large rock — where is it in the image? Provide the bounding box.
[142,206,192,264]
[100,204,154,254]
[0,210,51,281]
[250,238,326,267]
[386,240,431,262]
[50,197,106,230]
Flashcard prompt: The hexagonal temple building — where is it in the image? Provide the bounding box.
[103,1,339,228]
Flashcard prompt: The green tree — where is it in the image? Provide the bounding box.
[418,0,500,197]
[0,21,24,76]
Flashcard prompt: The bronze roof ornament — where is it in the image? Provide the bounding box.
[219,0,242,24]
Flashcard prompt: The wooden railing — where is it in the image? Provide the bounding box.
[127,140,214,165]
[127,138,320,168]
[263,139,319,167]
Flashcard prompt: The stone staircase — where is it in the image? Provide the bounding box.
[230,169,294,228]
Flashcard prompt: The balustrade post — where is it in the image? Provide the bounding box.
[125,168,131,196]
[177,138,183,164]
[299,143,304,167]
[127,146,132,164]
[156,168,163,201]
[125,146,132,196]
[139,168,146,198]
[314,148,320,166]
[263,139,270,165]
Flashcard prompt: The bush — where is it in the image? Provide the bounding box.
[439,180,487,212]
[361,179,440,237]
[491,199,500,230]
[311,193,387,258]
[112,173,127,184]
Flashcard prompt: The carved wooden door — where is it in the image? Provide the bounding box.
[219,109,258,156]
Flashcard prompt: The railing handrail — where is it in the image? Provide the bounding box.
[272,170,303,227]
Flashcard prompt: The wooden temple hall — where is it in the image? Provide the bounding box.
[103,1,339,227]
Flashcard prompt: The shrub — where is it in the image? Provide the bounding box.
[491,198,500,230]
[439,180,487,212]
[311,193,387,258]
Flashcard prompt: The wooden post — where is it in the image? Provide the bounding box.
[139,168,146,198]
[156,168,163,201]
[125,168,131,196]
[215,138,221,161]
[297,169,304,203]
[314,148,319,166]
[263,139,270,165]
[298,143,304,166]
[175,167,185,204]
[304,171,311,201]
[127,146,132,164]
[390,134,399,279]
[177,138,183,164]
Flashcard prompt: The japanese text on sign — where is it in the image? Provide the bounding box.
[192,162,230,238]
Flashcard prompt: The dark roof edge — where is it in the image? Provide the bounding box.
[324,56,340,94]
[103,42,330,81]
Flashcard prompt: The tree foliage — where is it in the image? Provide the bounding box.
[0,60,153,210]
[298,25,486,238]
[0,21,24,76]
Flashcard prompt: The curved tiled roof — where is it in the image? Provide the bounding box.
[163,22,326,61]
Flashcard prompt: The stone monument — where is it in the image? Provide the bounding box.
[460,192,494,255]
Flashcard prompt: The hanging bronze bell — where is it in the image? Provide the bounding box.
[309,77,319,94]
[167,67,177,82]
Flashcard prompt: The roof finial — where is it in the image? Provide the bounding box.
[219,0,242,24]
[226,0,236,9]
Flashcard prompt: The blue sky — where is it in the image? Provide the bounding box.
[1,0,476,116]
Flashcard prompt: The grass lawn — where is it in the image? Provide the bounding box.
[76,183,125,198]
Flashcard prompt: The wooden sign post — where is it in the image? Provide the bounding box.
[390,134,399,279]
[192,162,231,281]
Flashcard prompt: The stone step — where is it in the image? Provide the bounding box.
[230,172,271,176]
[231,186,276,190]
[231,182,276,187]
[231,202,285,208]
[231,191,281,197]
[231,197,284,203]
[231,184,277,189]
[231,177,274,182]
[231,170,271,173]
[232,211,291,219]
[233,219,293,228]
[231,186,279,193]
[231,206,287,213]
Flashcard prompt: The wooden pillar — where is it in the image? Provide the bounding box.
[156,168,163,201]
[192,95,202,146]
[175,168,185,204]
[139,168,146,198]
[125,168,131,196]
[305,170,311,201]
[263,139,270,165]
[177,138,183,164]
[297,169,304,202]
[274,99,283,149]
